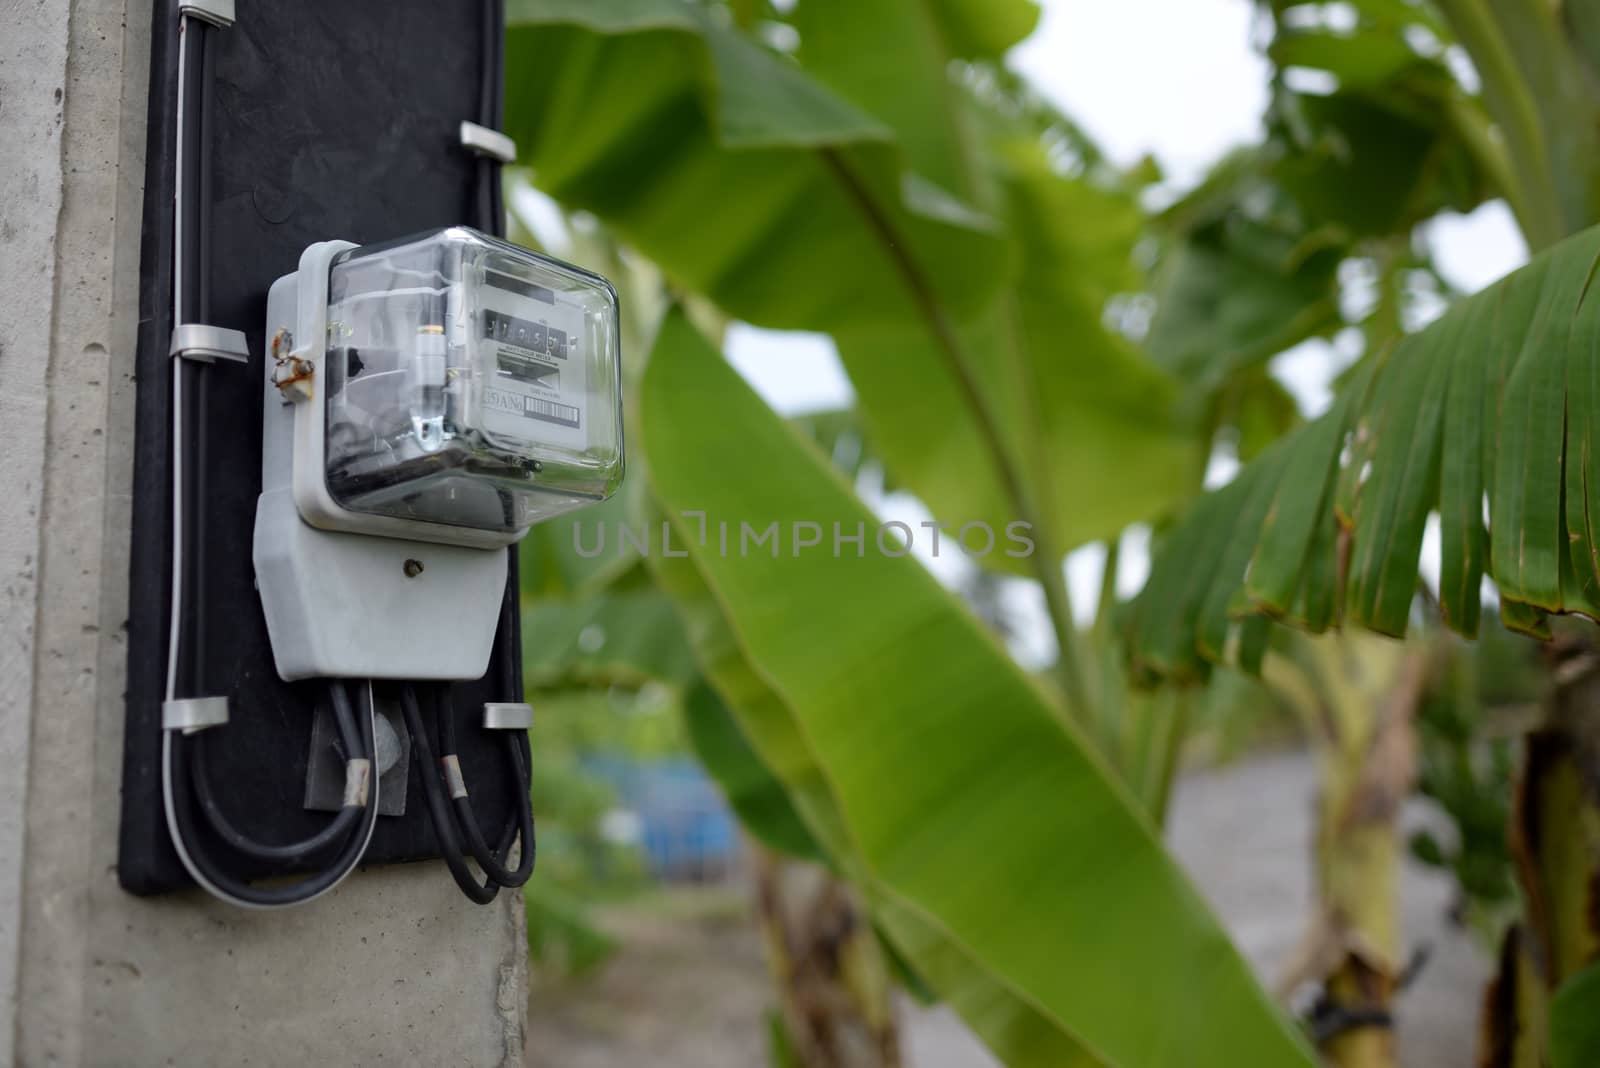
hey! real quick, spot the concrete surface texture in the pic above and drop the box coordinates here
[0,1,526,1064]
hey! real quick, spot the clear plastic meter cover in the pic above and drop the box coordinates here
[323,228,623,535]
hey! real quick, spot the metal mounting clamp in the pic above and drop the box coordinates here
[483,702,534,730]
[170,323,250,364]
[162,696,230,732]
[179,0,235,28]
[460,121,517,165]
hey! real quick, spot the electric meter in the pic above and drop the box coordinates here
[253,229,624,681]
[290,227,621,545]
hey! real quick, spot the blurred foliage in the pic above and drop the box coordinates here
[681,680,821,862]
[789,408,899,496]
[643,310,1310,1067]
[1551,961,1600,1068]
[1410,622,1544,942]
[524,880,620,980]
[1124,1,1600,1065]
[498,0,1600,1061]
[519,686,675,979]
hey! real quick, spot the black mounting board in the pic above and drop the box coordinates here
[120,0,523,894]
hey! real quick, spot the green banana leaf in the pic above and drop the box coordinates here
[834,138,1193,557]
[520,477,646,598]
[522,585,699,689]
[683,645,1102,1068]
[645,490,1104,1068]
[505,0,1192,557]
[681,678,823,861]
[505,0,1006,333]
[783,1,1196,554]
[790,408,902,494]
[640,309,1315,1068]
[789,0,1039,200]
[1147,3,1493,397]
[1126,225,1600,681]
[1430,0,1598,248]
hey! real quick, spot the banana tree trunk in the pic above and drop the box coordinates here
[1272,637,1432,1068]
[752,845,902,1068]
[1480,635,1600,1067]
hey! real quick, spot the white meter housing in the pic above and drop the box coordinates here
[253,229,623,681]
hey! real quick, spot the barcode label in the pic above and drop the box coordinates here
[523,395,580,429]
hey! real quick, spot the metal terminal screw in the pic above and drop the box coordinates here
[402,559,424,578]
[269,330,313,401]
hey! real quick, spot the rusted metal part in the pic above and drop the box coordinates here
[272,356,314,399]
[269,326,314,400]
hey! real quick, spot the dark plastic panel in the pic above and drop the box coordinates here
[120,0,522,893]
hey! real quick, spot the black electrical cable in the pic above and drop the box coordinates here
[489,0,506,232]
[497,572,521,707]
[168,681,380,907]
[481,0,536,886]
[412,0,538,906]
[475,0,504,233]
[436,685,535,887]
[401,684,504,904]
[481,0,524,751]
[187,684,366,865]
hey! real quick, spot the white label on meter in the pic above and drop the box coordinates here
[477,283,589,453]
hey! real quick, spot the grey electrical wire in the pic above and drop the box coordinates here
[159,11,377,908]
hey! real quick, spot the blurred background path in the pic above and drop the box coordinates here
[526,748,1489,1067]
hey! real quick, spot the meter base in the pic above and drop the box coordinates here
[253,487,507,681]
[119,0,525,896]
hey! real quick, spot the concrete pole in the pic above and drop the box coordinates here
[0,2,527,1063]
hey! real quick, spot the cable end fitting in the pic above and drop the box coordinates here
[343,758,372,808]
[441,754,468,800]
